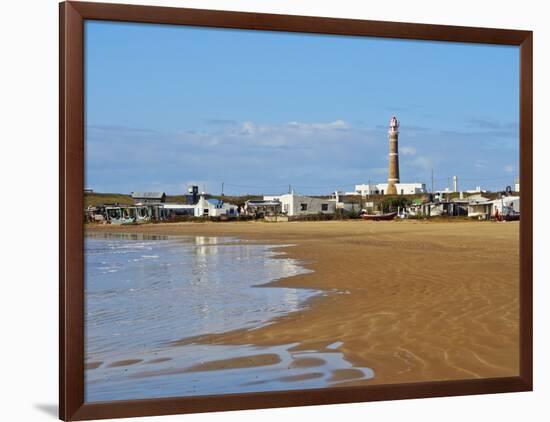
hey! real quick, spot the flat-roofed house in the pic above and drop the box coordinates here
[263,193,335,216]
[354,182,426,196]
[467,195,492,219]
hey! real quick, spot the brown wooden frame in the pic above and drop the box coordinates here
[59,1,533,420]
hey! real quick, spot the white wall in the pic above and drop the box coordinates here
[354,183,378,195]
[265,194,335,216]
[492,197,521,214]
[195,196,239,217]
[356,183,426,195]
[378,183,426,195]
[2,1,548,422]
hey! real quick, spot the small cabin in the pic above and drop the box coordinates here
[245,199,282,217]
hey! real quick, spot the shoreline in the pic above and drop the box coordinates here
[86,220,520,386]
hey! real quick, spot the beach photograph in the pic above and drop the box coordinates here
[83,20,520,402]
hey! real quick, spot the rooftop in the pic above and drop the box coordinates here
[131,192,166,199]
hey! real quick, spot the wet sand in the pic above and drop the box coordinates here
[186,354,282,372]
[107,359,143,368]
[86,220,519,386]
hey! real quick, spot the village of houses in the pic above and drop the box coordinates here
[85,179,520,225]
[85,116,520,225]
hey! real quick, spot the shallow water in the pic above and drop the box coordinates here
[84,233,373,402]
[86,342,374,401]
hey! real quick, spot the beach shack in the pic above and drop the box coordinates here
[244,199,282,217]
[329,191,361,214]
[104,206,135,224]
[162,203,196,219]
[85,205,104,222]
[467,195,493,219]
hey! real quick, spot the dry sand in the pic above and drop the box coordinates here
[87,220,519,385]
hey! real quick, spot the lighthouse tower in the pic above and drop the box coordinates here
[387,116,400,195]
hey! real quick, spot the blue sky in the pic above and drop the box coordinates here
[85,20,519,195]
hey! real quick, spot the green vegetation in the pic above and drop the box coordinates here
[165,194,262,207]
[378,195,411,213]
[85,192,133,207]
[289,209,361,222]
[85,192,261,208]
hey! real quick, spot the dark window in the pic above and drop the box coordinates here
[300,203,308,211]
[321,203,328,211]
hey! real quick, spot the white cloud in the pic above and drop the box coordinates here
[85,118,519,194]
[410,156,433,171]
[400,146,417,155]
[365,167,388,176]
[218,119,357,148]
[85,119,379,194]
[239,121,257,136]
[285,119,350,132]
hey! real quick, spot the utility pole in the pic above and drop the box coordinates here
[221,182,224,196]
[367,178,371,202]
[431,169,434,194]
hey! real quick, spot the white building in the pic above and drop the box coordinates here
[263,193,335,216]
[194,195,239,217]
[466,186,487,194]
[466,195,491,219]
[467,195,520,219]
[491,196,520,215]
[330,191,361,213]
[354,182,426,196]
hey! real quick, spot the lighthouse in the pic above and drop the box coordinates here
[387,115,400,195]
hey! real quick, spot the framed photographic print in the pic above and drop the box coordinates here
[59,1,533,420]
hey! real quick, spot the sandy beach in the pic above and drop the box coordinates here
[86,220,519,386]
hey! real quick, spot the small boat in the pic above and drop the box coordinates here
[360,211,398,221]
[501,213,520,222]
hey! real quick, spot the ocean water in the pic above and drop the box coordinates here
[84,234,373,402]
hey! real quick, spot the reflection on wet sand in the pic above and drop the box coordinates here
[85,234,352,402]
[86,342,374,402]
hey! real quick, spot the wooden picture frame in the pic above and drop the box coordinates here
[59,1,533,420]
